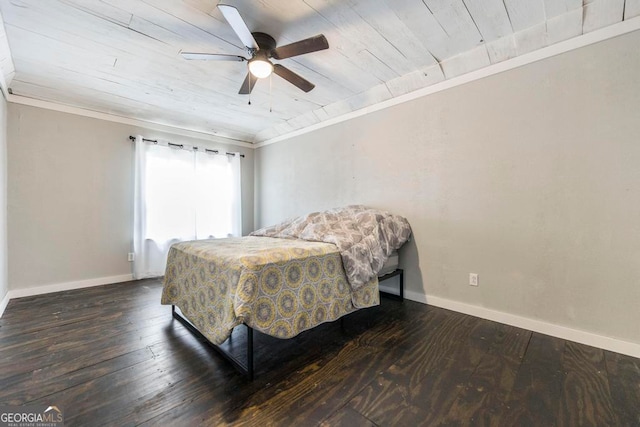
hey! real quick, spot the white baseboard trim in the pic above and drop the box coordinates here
[404,290,640,359]
[6,274,134,301]
[0,291,9,318]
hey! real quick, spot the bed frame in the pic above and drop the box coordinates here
[171,268,404,380]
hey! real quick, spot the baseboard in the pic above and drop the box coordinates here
[404,290,640,359]
[6,274,134,301]
[0,291,9,318]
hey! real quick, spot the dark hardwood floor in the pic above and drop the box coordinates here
[0,279,638,426]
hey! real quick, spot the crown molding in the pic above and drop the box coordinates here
[0,10,15,100]
[255,17,640,148]
[7,94,255,149]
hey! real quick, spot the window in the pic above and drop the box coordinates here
[133,136,241,278]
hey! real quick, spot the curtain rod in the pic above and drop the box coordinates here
[128,135,245,158]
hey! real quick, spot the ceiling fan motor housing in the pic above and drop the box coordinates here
[251,32,277,55]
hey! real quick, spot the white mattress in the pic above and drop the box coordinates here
[378,251,399,276]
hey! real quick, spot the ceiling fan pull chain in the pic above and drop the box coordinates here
[248,73,252,105]
[269,73,273,113]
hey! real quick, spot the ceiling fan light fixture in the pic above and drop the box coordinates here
[248,58,273,78]
[186,5,327,94]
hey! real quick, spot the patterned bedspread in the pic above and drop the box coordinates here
[161,236,379,345]
[251,205,412,290]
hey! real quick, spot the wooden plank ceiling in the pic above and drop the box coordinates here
[0,0,636,143]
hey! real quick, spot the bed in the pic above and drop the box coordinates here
[161,205,412,378]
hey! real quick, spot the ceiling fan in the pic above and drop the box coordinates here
[181,4,329,95]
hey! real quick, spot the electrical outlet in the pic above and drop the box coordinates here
[128,252,135,262]
[469,273,479,287]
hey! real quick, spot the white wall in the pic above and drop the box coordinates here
[256,30,640,346]
[0,92,7,307]
[7,103,254,291]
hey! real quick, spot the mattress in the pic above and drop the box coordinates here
[378,251,399,277]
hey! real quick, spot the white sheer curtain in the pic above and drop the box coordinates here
[133,136,242,278]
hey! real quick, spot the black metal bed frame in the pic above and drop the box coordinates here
[171,268,404,380]
[172,305,254,379]
[377,268,404,301]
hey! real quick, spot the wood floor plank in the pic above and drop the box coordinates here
[391,318,502,426]
[557,342,617,427]
[0,311,186,386]
[0,282,162,337]
[28,332,230,425]
[1,279,638,426]
[3,346,155,405]
[319,406,377,427]
[501,333,566,426]
[442,324,532,426]
[237,328,407,425]
[0,279,157,317]
[115,319,355,426]
[343,312,471,425]
[0,306,169,361]
[368,310,478,388]
[116,322,259,426]
[346,315,498,426]
[142,304,440,426]
[604,350,640,426]
[0,324,193,404]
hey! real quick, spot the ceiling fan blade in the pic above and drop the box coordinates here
[271,35,329,60]
[239,72,258,95]
[180,52,246,61]
[218,4,259,50]
[273,64,315,92]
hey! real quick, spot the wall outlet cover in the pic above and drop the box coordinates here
[469,273,479,286]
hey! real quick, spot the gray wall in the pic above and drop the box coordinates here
[255,30,640,345]
[0,93,6,302]
[7,104,254,290]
